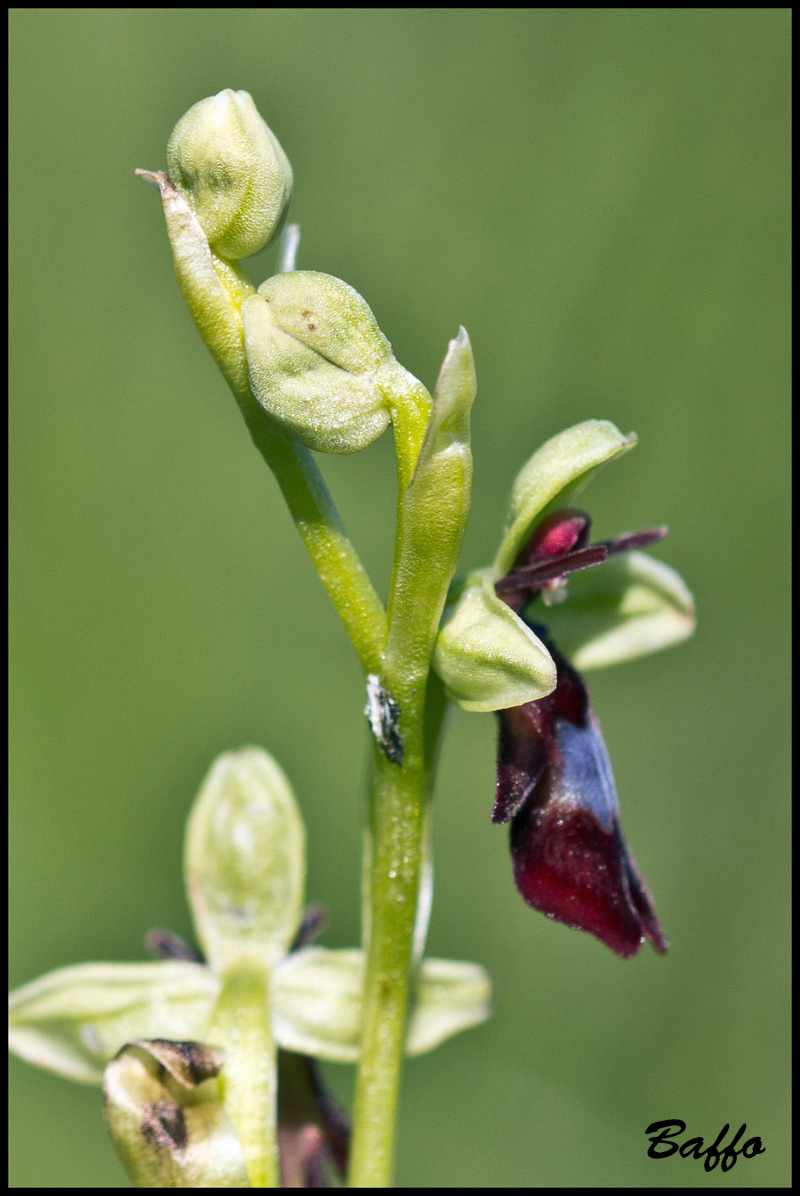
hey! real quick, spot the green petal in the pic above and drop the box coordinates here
[103,1040,251,1187]
[495,420,636,575]
[405,957,492,1056]
[272,947,491,1062]
[8,961,218,1084]
[184,748,306,972]
[539,550,696,669]
[272,948,364,1063]
[433,569,556,711]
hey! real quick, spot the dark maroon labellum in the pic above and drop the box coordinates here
[494,510,669,958]
[277,1052,349,1187]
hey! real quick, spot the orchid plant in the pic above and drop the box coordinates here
[8,90,695,1187]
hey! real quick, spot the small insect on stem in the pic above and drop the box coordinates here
[364,674,404,765]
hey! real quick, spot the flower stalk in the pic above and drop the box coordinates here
[350,329,476,1185]
[9,87,693,1190]
[137,98,477,1187]
[208,960,278,1187]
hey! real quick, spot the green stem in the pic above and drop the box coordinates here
[350,672,448,1183]
[148,170,471,1183]
[349,388,469,1185]
[349,741,427,1187]
[236,392,387,675]
[209,960,278,1188]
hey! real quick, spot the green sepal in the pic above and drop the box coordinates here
[402,957,492,1055]
[494,419,636,575]
[538,550,696,670]
[167,88,292,261]
[103,1039,251,1187]
[8,961,218,1085]
[271,947,491,1062]
[184,748,305,972]
[271,948,362,1063]
[135,170,253,395]
[433,568,556,711]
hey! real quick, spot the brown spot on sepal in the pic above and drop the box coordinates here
[141,1098,188,1156]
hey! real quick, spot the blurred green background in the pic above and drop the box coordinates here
[9,9,790,1188]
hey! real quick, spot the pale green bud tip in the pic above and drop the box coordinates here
[434,569,557,711]
[167,89,292,260]
[426,326,476,445]
[184,747,306,970]
[243,271,396,453]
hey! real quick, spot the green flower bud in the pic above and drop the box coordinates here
[495,419,636,576]
[243,271,424,453]
[184,748,305,971]
[433,568,557,712]
[167,89,292,260]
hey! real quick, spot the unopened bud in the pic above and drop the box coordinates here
[243,271,405,453]
[167,89,292,260]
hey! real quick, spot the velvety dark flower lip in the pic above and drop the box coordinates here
[494,510,670,959]
[277,1051,350,1188]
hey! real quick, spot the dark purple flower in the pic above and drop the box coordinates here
[277,1051,349,1188]
[494,510,670,959]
